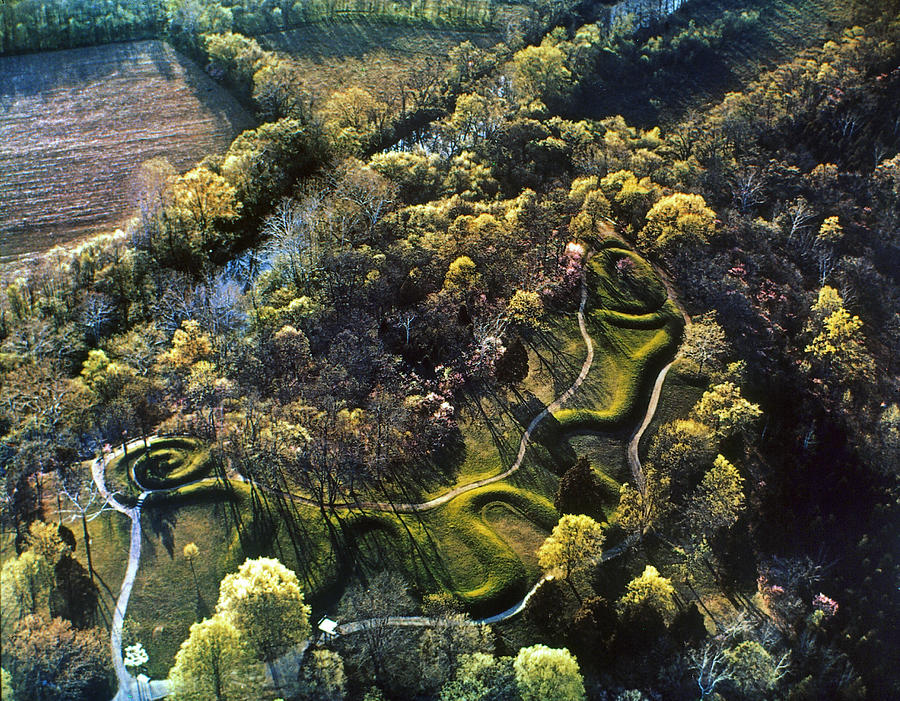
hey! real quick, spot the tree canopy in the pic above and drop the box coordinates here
[216,557,311,670]
[513,644,586,701]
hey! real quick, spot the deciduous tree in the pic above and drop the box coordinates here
[691,381,762,439]
[510,44,574,109]
[6,615,111,701]
[681,312,729,374]
[513,644,586,701]
[538,514,605,597]
[440,652,518,701]
[216,557,311,681]
[169,614,260,701]
[417,604,491,693]
[1,551,52,625]
[804,293,876,389]
[617,565,677,624]
[614,461,670,537]
[297,649,346,701]
[639,192,716,255]
[506,290,545,331]
[646,419,716,486]
[686,455,745,538]
[336,571,417,692]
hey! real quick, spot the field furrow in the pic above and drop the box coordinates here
[0,40,255,262]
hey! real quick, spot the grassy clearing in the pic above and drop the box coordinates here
[259,19,502,102]
[0,495,132,640]
[0,40,254,263]
[129,479,338,678]
[82,243,680,674]
[126,478,556,673]
[589,247,667,314]
[554,303,683,431]
[482,502,547,567]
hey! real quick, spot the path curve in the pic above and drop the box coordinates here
[91,443,173,701]
[91,444,155,700]
[623,228,692,494]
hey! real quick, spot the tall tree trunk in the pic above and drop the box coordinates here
[81,512,95,581]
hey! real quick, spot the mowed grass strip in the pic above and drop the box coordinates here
[0,39,255,262]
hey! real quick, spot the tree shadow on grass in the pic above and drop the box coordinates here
[194,591,211,622]
[527,326,587,392]
[145,506,177,559]
[460,388,517,466]
[331,512,452,607]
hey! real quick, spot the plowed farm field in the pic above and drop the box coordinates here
[0,40,254,263]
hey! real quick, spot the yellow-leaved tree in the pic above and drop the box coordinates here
[215,557,311,683]
[168,614,259,701]
[639,192,717,255]
[538,514,605,598]
[617,565,677,624]
[513,644,586,701]
[804,286,875,390]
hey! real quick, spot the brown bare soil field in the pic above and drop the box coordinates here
[0,40,255,263]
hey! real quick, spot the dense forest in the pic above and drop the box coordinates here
[1,0,898,699]
[0,0,550,54]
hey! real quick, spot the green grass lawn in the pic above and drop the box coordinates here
[76,242,685,676]
[258,19,503,102]
[554,303,682,431]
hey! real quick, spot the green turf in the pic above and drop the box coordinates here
[128,479,338,678]
[131,438,212,490]
[77,242,683,675]
[554,302,683,431]
[588,248,668,314]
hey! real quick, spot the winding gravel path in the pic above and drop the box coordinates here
[91,445,154,700]
[627,361,673,491]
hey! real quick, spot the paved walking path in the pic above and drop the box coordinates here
[91,444,168,700]
[627,361,673,491]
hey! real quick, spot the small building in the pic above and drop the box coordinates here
[317,616,339,643]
